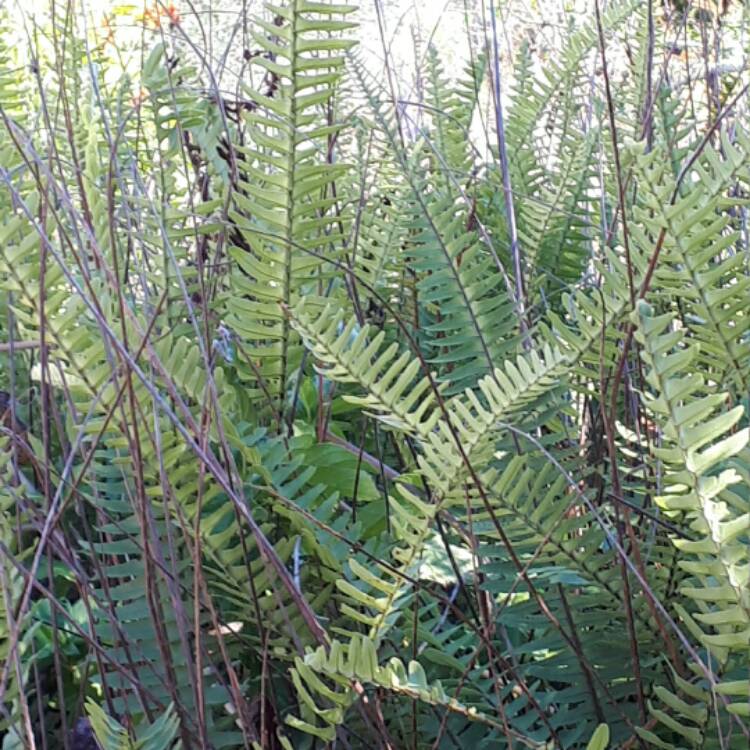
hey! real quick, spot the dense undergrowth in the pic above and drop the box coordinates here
[0,1,749,748]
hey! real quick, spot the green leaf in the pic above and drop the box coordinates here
[585,724,610,750]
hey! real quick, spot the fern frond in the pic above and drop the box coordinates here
[629,131,750,397]
[287,634,517,744]
[349,52,519,392]
[634,301,750,747]
[86,699,180,750]
[227,1,357,417]
[290,301,442,435]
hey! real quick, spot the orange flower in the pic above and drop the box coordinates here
[99,13,119,49]
[164,3,181,26]
[139,2,181,29]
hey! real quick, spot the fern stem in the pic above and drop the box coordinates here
[488,4,528,344]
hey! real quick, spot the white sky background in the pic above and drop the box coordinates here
[4,0,587,92]
[8,0,745,151]
[0,0,628,187]
[6,0,746,89]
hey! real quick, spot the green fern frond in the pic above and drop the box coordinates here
[349,52,519,392]
[629,131,750,397]
[226,1,357,417]
[290,301,442,434]
[634,301,750,747]
[86,699,181,750]
[288,634,516,743]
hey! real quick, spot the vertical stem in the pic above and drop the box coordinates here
[595,0,635,306]
[488,4,527,343]
[644,0,655,151]
[375,0,405,147]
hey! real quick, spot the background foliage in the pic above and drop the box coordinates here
[0,1,749,748]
